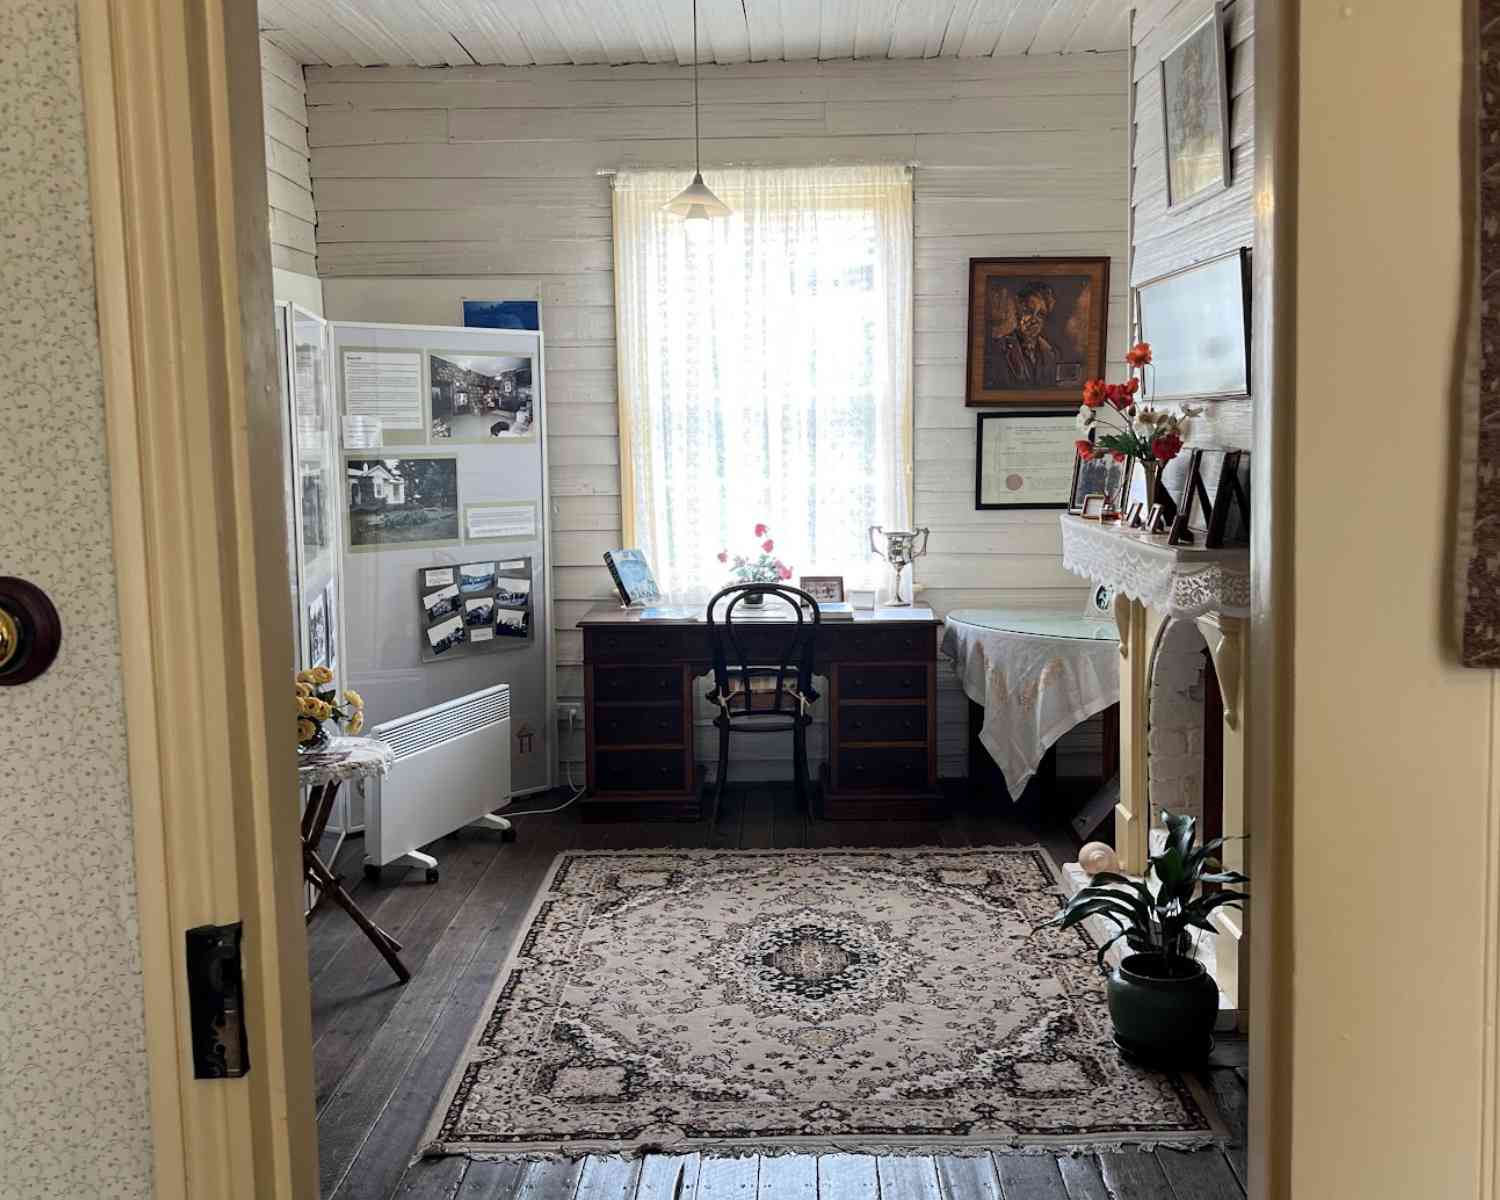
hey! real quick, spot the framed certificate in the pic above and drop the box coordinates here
[974,409,1080,510]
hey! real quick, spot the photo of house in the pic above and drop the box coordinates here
[346,456,459,549]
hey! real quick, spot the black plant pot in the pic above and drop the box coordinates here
[1106,952,1219,1068]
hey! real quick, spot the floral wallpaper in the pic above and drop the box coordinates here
[0,1,153,1195]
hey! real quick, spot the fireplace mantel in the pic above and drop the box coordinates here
[1059,515,1250,620]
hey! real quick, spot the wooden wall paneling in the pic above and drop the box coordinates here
[1129,0,1256,452]
[309,52,1131,783]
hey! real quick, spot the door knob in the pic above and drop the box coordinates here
[0,577,62,685]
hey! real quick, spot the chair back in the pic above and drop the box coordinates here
[706,583,821,719]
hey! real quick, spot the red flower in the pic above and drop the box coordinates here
[1126,342,1153,368]
[1082,379,1106,409]
[717,550,728,563]
[1111,451,1126,463]
[1151,432,1183,462]
[1075,439,1094,457]
[1124,376,1140,396]
[761,539,775,553]
[777,564,792,580]
[754,523,768,537]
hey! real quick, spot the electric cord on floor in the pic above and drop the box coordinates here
[498,709,586,818]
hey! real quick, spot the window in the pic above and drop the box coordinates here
[612,164,914,599]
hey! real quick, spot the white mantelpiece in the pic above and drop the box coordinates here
[1060,514,1251,1027]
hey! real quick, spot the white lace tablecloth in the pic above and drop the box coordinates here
[942,610,1120,802]
[296,735,394,788]
[1059,515,1250,619]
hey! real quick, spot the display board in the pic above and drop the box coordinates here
[329,321,554,795]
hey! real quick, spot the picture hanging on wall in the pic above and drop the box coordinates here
[428,351,536,443]
[974,409,1079,509]
[323,578,338,673]
[1160,6,1231,213]
[1136,249,1250,400]
[462,300,541,332]
[307,589,328,669]
[346,455,460,552]
[965,257,1111,406]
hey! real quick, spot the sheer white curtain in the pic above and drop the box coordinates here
[612,164,913,601]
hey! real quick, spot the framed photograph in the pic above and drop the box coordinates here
[1070,446,1131,514]
[459,561,496,593]
[347,455,460,552]
[965,257,1111,406]
[426,614,466,657]
[1137,249,1250,400]
[1160,6,1231,213]
[307,590,328,669]
[1125,500,1145,528]
[1086,582,1116,616]
[1171,448,1251,547]
[974,409,1080,509]
[799,576,845,604]
[428,351,536,443]
[1145,503,1169,534]
[461,300,541,332]
[1080,493,1108,519]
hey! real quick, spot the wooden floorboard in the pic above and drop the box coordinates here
[1206,1065,1250,1190]
[313,785,1242,1200]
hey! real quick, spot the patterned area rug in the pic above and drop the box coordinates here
[422,847,1224,1158]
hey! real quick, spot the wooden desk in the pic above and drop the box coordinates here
[578,605,944,820]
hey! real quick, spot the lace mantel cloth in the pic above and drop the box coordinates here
[296,735,394,788]
[942,611,1120,803]
[1059,515,1250,619]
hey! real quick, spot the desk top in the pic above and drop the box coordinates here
[578,602,940,628]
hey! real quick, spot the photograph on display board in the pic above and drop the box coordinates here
[429,352,535,442]
[494,607,530,639]
[347,456,460,550]
[459,561,496,593]
[308,590,328,668]
[323,578,338,672]
[423,582,459,621]
[462,300,540,331]
[464,596,496,627]
[427,614,467,657]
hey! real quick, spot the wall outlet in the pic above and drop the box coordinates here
[556,703,580,727]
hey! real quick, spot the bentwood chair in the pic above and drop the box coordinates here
[705,583,822,825]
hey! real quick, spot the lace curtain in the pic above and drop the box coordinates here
[612,164,913,601]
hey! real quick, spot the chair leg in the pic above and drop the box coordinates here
[711,719,731,825]
[793,722,809,815]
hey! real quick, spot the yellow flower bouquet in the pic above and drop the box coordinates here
[293,668,365,749]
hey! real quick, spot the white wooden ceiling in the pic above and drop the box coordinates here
[257,1,1130,69]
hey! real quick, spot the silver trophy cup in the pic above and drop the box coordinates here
[868,526,930,607]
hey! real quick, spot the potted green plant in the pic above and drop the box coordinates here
[1040,809,1248,1067]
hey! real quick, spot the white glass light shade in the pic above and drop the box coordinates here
[663,171,731,220]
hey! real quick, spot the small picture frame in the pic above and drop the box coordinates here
[1070,445,1130,514]
[799,575,845,604]
[847,588,877,611]
[1125,500,1145,528]
[1169,448,1251,548]
[1080,493,1108,520]
[1146,503,1169,534]
[1086,582,1116,616]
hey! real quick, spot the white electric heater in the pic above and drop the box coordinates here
[363,683,514,882]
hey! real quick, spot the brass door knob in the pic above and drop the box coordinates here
[0,577,63,685]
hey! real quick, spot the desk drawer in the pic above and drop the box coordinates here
[838,664,928,700]
[835,747,929,792]
[594,749,687,793]
[823,625,933,662]
[594,707,685,748]
[586,627,699,662]
[837,704,928,744]
[592,665,682,703]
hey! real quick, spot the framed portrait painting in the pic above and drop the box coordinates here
[965,257,1110,406]
[1160,6,1231,213]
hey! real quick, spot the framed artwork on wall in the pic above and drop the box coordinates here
[1160,5,1232,213]
[965,257,1111,406]
[1136,249,1251,400]
[974,409,1080,509]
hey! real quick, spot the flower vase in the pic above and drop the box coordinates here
[744,591,765,607]
[299,727,330,753]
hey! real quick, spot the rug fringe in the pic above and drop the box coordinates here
[413,1132,1229,1166]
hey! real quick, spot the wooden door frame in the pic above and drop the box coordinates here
[78,2,317,1196]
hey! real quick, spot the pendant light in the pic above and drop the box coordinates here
[663,0,731,222]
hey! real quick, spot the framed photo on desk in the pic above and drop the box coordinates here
[974,409,1079,510]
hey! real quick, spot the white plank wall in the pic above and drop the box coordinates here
[261,36,319,278]
[1130,0,1255,450]
[307,54,1130,782]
